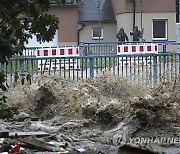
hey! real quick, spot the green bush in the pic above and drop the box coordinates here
[0,71,14,119]
[0,102,13,120]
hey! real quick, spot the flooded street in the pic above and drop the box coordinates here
[1,72,180,153]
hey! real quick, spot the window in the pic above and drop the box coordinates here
[153,19,168,40]
[92,27,103,39]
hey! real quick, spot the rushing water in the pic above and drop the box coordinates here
[4,72,180,153]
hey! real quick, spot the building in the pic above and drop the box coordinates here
[111,0,176,42]
[25,0,177,47]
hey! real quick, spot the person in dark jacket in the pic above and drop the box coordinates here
[116,28,129,42]
[130,26,141,41]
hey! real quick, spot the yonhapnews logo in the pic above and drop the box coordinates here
[112,133,126,147]
[112,133,180,146]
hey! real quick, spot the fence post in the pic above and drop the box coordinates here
[89,57,94,79]
[153,55,158,86]
[20,59,24,76]
[163,43,166,53]
[83,44,88,56]
[1,63,4,72]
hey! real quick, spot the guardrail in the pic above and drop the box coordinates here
[82,41,180,55]
[21,41,180,57]
[1,52,179,87]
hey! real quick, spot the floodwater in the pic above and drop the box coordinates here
[3,71,180,153]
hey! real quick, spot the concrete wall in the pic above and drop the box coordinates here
[79,22,117,43]
[49,5,78,46]
[116,12,176,42]
[111,0,175,14]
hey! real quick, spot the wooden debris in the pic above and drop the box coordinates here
[0,132,9,138]
[0,131,48,138]
[20,137,56,151]
[120,143,158,154]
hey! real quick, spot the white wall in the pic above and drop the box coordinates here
[25,31,59,48]
[79,22,117,43]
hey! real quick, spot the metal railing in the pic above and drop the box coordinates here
[82,40,180,55]
[1,52,179,87]
[21,40,180,58]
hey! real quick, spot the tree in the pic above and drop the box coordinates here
[0,0,80,119]
[0,0,61,63]
[0,0,82,62]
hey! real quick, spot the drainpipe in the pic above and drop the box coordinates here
[176,0,179,23]
[130,0,136,30]
[78,23,85,46]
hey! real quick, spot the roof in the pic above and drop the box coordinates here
[78,0,116,23]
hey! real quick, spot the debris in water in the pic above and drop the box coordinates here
[2,73,180,153]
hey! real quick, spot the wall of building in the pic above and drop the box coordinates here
[79,22,117,43]
[111,0,175,14]
[49,5,78,46]
[116,12,176,42]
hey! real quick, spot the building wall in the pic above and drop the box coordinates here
[79,23,117,43]
[116,12,176,42]
[116,11,176,52]
[111,0,175,14]
[49,5,78,46]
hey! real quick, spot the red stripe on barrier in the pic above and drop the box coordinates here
[140,62,144,65]
[37,50,40,56]
[132,46,136,52]
[60,49,64,55]
[52,49,56,55]
[147,45,151,51]
[52,67,57,70]
[140,46,144,52]
[155,45,157,51]
[44,67,48,70]
[68,49,73,55]
[44,50,48,56]
[124,46,128,52]
[76,49,79,54]
[118,47,120,53]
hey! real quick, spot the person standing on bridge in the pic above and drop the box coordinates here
[130,26,141,41]
[116,28,129,43]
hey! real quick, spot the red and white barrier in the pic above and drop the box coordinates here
[117,43,158,66]
[117,43,158,55]
[36,46,80,71]
[36,47,79,57]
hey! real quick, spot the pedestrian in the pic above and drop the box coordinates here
[130,26,141,41]
[116,28,129,43]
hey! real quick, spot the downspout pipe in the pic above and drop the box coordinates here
[78,23,85,46]
[176,0,179,23]
[130,0,136,30]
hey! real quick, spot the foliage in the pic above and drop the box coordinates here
[0,0,60,63]
[0,71,13,119]
[0,101,14,120]
[0,0,81,119]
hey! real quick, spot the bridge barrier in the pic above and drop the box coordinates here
[117,43,158,66]
[36,47,80,71]
[2,41,180,87]
[117,43,158,55]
